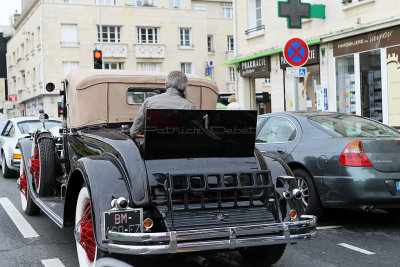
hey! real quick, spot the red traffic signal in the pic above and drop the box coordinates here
[94,50,102,59]
[93,49,103,69]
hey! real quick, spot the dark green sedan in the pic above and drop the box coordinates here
[256,112,400,218]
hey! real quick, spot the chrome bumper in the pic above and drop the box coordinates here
[11,158,21,168]
[107,215,317,255]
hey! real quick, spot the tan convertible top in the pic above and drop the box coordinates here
[65,69,219,129]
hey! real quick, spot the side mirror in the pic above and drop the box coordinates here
[46,82,55,92]
[28,129,35,137]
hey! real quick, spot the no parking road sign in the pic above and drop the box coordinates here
[284,38,309,67]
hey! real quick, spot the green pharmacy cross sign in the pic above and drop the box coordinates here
[278,0,325,29]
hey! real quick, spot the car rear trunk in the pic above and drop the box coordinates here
[141,109,279,231]
[362,139,400,172]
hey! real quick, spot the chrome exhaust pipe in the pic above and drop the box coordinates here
[187,255,209,267]
[360,205,376,212]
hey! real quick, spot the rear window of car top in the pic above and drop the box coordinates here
[17,120,62,134]
[126,87,165,105]
[308,114,400,138]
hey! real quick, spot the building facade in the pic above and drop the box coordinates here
[6,0,234,118]
[228,0,400,127]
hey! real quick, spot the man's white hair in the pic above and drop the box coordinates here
[166,71,188,92]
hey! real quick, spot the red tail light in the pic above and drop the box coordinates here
[339,141,372,167]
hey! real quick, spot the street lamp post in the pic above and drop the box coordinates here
[98,1,104,69]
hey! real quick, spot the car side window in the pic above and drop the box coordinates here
[2,122,12,137]
[256,117,296,143]
[8,126,15,137]
[126,87,165,105]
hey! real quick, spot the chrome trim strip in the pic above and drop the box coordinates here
[107,231,170,242]
[107,215,317,255]
[35,198,63,227]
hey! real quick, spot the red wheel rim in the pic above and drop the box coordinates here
[78,200,96,263]
[30,147,40,187]
[19,171,27,198]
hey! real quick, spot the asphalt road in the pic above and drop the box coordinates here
[0,172,399,267]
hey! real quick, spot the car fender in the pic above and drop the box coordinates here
[65,154,131,251]
[18,137,34,169]
[1,137,16,163]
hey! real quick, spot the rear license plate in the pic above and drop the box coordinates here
[396,181,400,191]
[104,209,142,238]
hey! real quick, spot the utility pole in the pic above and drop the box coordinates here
[98,1,104,69]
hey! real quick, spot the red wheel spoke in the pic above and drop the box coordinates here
[19,172,27,198]
[78,201,96,263]
[30,148,40,187]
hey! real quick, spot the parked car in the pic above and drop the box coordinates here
[0,116,62,178]
[256,112,400,218]
[17,69,316,267]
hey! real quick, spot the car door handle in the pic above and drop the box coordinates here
[277,148,286,154]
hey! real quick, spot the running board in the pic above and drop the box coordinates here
[34,197,64,228]
[19,138,65,228]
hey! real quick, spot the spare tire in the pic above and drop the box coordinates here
[31,132,56,196]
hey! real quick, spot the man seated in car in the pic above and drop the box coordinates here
[130,70,196,138]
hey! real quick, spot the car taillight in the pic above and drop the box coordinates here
[339,141,372,167]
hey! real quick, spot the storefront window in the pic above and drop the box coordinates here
[335,55,355,114]
[360,49,382,122]
[284,64,320,111]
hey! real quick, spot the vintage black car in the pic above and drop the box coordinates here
[17,69,316,267]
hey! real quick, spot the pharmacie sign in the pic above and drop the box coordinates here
[333,26,400,57]
[240,56,271,78]
[280,45,319,69]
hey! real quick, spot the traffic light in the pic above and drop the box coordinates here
[93,49,103,69]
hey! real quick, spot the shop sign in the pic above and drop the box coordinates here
[240,56,271,78]
[280,45,319,69]
[333,26,400,57]
[278,0,325,29]
[8,94,17,101]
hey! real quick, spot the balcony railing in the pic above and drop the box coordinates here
[95,43,128,58]
[60,41,80,47]
[135,43,165,58]
[245,25,265,35]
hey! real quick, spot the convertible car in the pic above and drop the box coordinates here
[17,69,316,267]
